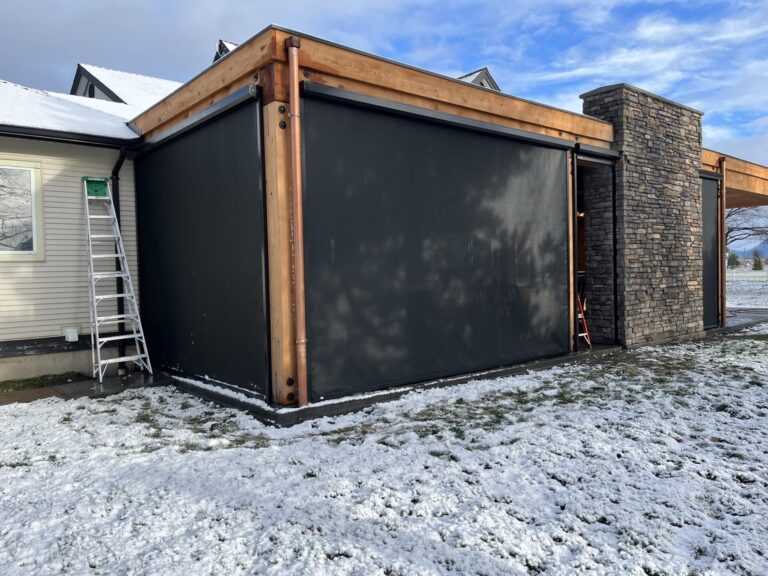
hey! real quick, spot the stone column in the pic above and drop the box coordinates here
[581,84,704,346]
[581,164,616,344]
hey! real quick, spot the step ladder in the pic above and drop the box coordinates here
[577,292,592,349]
[83,177,152,382]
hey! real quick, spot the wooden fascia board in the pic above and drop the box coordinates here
[131,28,278,136]
[702,148,768,205]
[133,26,614,147]
[272,29,613,146]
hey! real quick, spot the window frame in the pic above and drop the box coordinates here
[0,159,44,262]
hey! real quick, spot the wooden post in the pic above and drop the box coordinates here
[263,100,297,405]
[719,156,728,327]
[568,151,575,351]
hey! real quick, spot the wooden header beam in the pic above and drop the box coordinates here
[132,26,614,148]
[703,148,768,208]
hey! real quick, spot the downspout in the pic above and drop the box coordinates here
[719,156,727,327]
[571,147,579,352]
[111,148,128,373]
[287,36,309,406]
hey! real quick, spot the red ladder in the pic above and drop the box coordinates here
[577,293,592,348]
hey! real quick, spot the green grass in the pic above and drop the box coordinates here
[0,372,88,393]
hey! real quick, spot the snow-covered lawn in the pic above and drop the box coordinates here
[727,278,768,309]
[2,330,768,575]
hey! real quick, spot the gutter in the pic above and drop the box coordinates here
[0,124,141,149]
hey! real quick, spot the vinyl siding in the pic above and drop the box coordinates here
[0,137,139,342]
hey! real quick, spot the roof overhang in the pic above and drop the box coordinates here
[131,25,615,149]
[0,123,141,149]
[702,149,768,208]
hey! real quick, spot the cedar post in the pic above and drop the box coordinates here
[263,100,298,404]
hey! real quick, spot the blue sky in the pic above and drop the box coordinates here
[1,0,767,163]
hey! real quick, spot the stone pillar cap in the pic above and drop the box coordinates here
[579,83,703,115]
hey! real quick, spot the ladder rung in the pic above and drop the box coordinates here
[99,334,143,343]
[89,215,115,220]
[100,354,147,366]
[91,234,117,239]
[91,271,129,279]
[95,293,134,301]
[87,196,112,200]
[91,253,125,259]
[97,314,139,324]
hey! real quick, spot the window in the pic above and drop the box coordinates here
[0,160,43,261]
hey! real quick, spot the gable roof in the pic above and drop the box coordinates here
[70,64,182,111]
[457,67,500,91]
[0,78,139,142]
[213,39,240,63]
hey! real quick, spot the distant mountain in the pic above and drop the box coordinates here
[733,239,768,258]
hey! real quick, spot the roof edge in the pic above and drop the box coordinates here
[0,123,141,149]
[133,24,614,130]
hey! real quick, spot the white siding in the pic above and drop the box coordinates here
[0,137,139,342]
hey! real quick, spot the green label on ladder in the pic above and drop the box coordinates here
[83,177,109,197]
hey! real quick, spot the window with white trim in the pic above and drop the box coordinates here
[0,161,43,261]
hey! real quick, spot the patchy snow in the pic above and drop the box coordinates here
[0,79,138,139]
[2,329,768,574]
[80,64,181,112]
[727,278,768,308]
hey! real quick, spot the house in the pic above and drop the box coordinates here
[1,26,768,413]
[458,67,500,91]
[0,68,178,379]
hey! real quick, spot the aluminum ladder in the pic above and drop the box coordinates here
[83,177,152,382]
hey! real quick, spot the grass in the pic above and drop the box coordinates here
[0,372,87,393]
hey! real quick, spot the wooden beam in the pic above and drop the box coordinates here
[272,29,614,148]
[263,101,297,405]
[704,148,768,207]
[132,26,614,148]
[303,70,612,148]
[132,28,277,136]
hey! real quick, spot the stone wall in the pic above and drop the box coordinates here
[581,84,704,346]
[581,164,616,344]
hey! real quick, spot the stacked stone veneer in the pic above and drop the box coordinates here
[581,84,704,346]
[582,165,616,345]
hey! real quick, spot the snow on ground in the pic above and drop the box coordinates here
[727,278,768,309]
[2,329,768,575]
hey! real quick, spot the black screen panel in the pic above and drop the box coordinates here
[702,178,719,329]
[302,96,570,401]
[135,101,270,396]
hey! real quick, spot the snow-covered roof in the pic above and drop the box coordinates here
[79,64,181,110]
[0,79,139,140]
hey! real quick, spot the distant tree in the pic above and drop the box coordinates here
[727,207,768,246]
[753,250,764,271]
[727,252,740,269]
